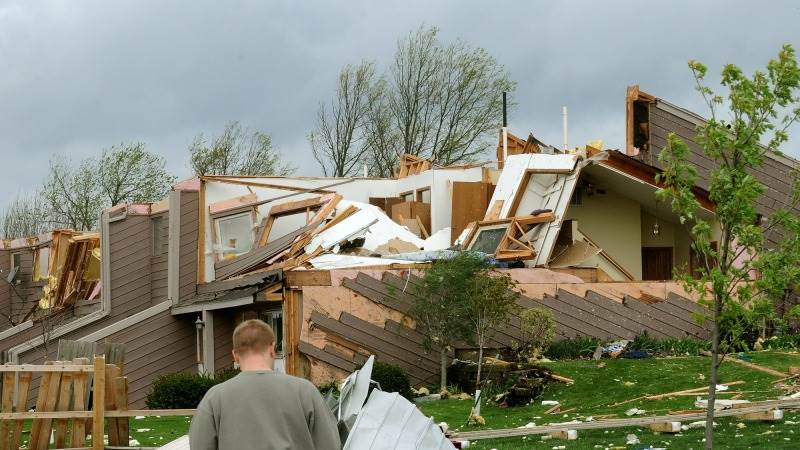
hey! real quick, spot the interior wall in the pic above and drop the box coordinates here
[565,190,643,279]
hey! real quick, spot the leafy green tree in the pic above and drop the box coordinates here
[98,142,175,206]
[42,155,104,230]
[190,121,293,176]
[656,45,800,448]
[464,263,519,390]
[41,143,175,231]
[412,252,482,389]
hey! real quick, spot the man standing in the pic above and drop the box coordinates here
[190,319,341,450]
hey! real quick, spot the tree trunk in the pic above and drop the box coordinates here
[476,343,484,389]
[440,349,447,390]
[705,293,723,449]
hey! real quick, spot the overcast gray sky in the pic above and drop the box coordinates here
[1,1,798,208]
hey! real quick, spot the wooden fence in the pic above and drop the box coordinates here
[0,357,194,450]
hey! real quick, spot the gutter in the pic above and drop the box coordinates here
[5,209,113,363]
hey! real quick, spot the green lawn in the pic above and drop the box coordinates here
[129,351,800,449]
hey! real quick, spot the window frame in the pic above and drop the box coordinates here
[212,209,257,262]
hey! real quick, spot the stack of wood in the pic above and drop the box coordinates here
[396,154,431,178]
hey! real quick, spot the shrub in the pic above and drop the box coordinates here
[369,361,413,400]
[517,308,556,360]
[146,372,215,409]
[214,367,241,383]
[628,332,709,356]
[544,336,600,360]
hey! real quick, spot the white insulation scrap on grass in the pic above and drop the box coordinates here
[306,201,425,254]
[343,390,456,450]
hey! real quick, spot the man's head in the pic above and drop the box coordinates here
[232,319,276,371]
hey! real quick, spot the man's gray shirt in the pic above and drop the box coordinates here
[189,371,341,450]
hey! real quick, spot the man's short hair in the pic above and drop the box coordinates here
[233,319,275,355]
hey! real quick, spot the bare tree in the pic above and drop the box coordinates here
[42,156,104,231]
[309,62,378,176]
[389,26,516,165]
[363,78,402,177]
[98,142,175,206]
[0,192,51,239]
[312,26,516,175]
[190,122,293,176]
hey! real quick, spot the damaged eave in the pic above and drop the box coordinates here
[171,269,283,315]
[599,150,715,212]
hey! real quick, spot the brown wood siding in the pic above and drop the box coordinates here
[180,191,199,301]
[643,101,799,227]
[106,310,197,408]
[0,249,12,329]
[301,273,712,384]
[213,309,235,371]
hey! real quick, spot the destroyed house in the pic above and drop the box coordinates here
[626,84,800,312]
[3,87,792,400]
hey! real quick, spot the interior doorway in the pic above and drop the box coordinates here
[642,247,673,280]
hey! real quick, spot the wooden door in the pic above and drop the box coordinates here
[642,247,673,280]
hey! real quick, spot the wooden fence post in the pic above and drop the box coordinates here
[92,356,105,450]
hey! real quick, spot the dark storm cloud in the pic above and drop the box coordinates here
[0,0,798,207]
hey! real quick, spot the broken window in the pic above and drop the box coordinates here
[214,211,254,260]
[399,191,414,202]
[258,308,283,354]
[33,246,50,281]
[468,226,507,254]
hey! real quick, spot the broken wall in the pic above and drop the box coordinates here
[564,189,642,279]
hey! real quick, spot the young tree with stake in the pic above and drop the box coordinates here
[656,45,800,449]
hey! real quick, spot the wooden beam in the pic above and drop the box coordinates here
[92,357,105,450]
[285,270,332,287]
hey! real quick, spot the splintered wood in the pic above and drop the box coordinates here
[23,231,101,323]
[0,356,129,450]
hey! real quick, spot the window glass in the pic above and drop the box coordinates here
[257,309,284,354]
[468,227,507,254]
[216,212,254,259]
[37,247,50,279]
[400,192,414,202]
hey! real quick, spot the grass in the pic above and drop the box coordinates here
[129,351,800,449]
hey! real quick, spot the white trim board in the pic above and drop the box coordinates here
[0,321,32,341]
[171,295,254,315]
[79,301,171,342]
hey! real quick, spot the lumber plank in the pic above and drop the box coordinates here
[71,363,88,448]
[36,362,63,450]
[450,399,800,441]
[28,363,53,450]
[1,372,14,449]
[54,372,73,448]
[9,372,31,450]
[114,377,129,446]
[92,357,105,450]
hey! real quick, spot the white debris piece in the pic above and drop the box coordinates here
[626,434,639,445]
[306,201,425,253]
[694,398,750,409]
[625,408,646,416]
[308,254,420,269]
[423,227,452,250]
[343,390,456,450]
[542,400,560,406]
